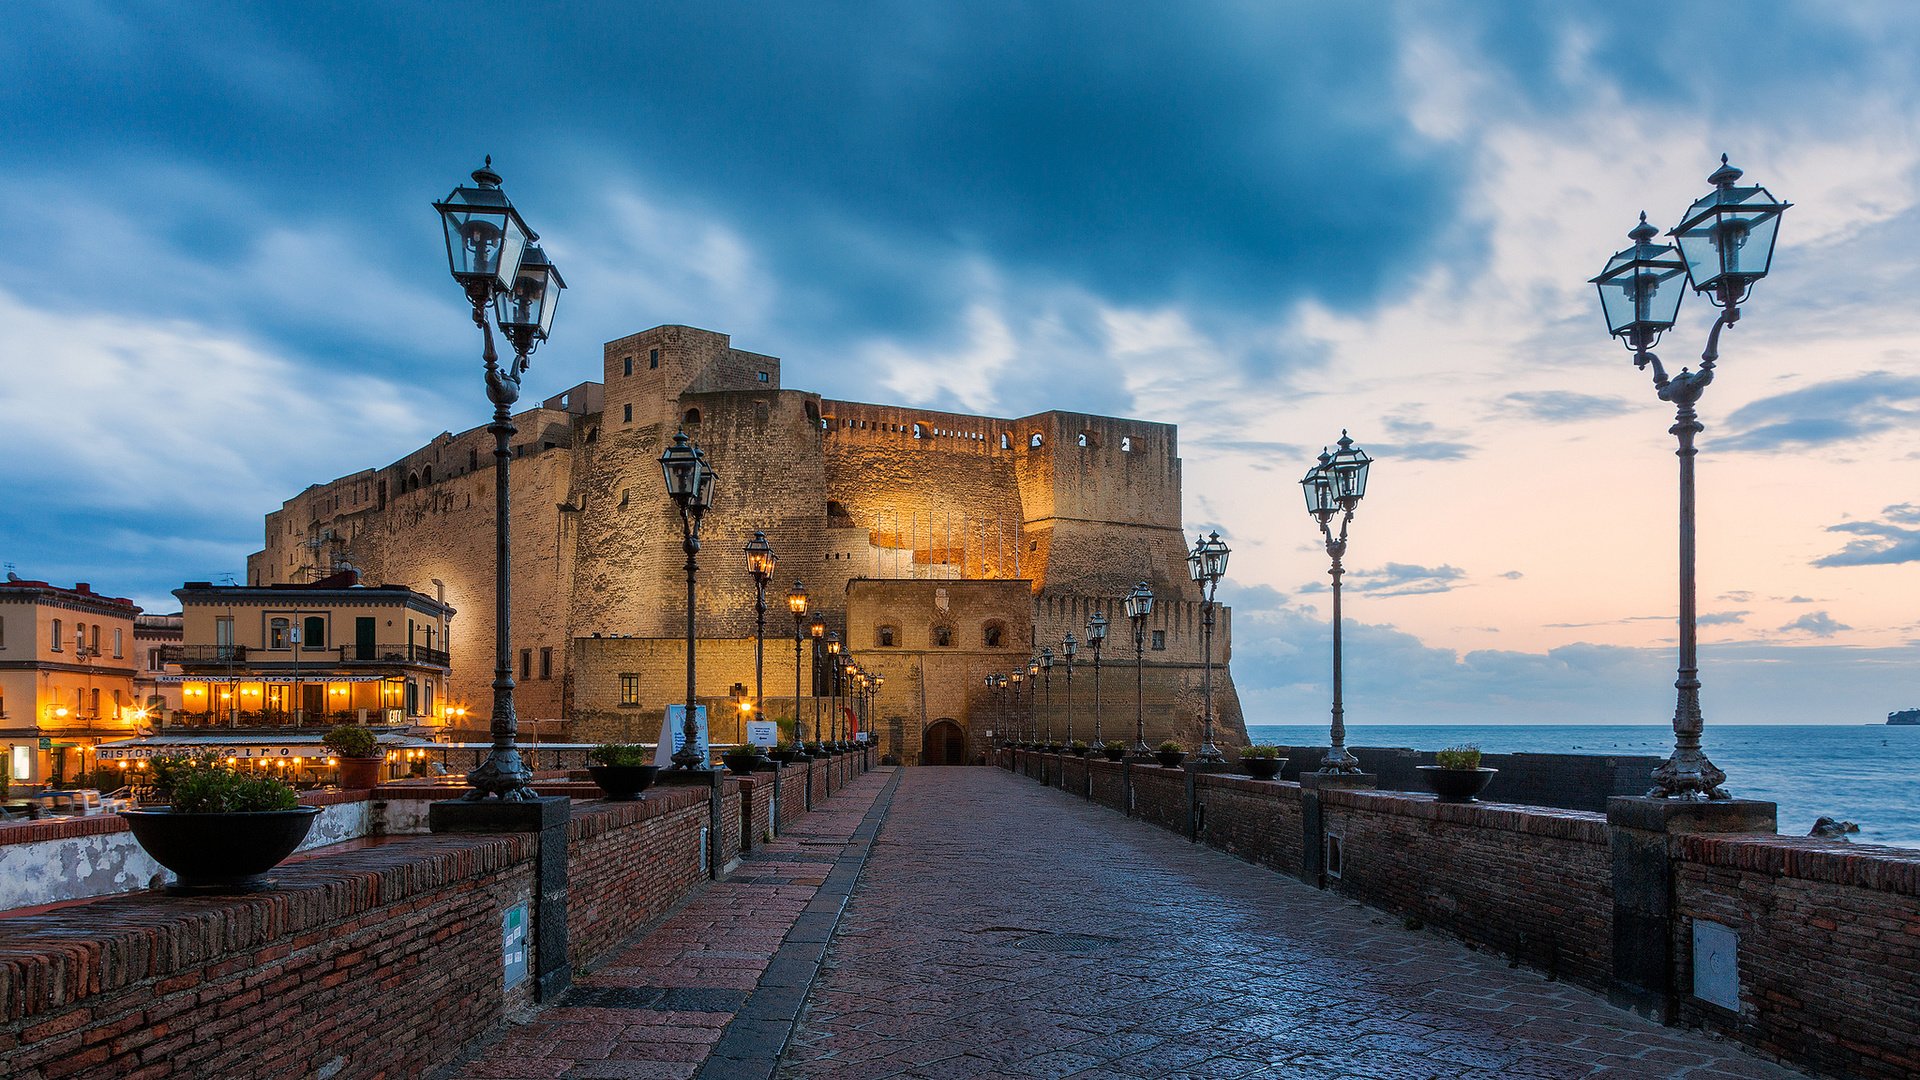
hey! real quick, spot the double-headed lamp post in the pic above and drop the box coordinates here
[1039,648,1055,746]
[1087,611,1107,749]
[1188,530,1231,768]
[1009,670,1025,742]
[997,674,1012,741]
[1302,433,1372,773]
[787,581,808,748]
[745,532,777,740]
[1123,582,1154,755]
[806,616,825,756]
[824,632,842,746]
[1062,632,1079,748]
[660,432,720,769]
[1591,156,1789,800]
[433,159,565,801]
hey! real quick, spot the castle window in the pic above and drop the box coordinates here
[684,408,702,426]
[1000,433,1010,450]
[757,371,769,383]
[1152,630,1166,650]
[876,625,898,648]
[624,404,633,423]
[586,426,598,443]
[623,357,633,376]
[805,401,820,424]
[650,348,660,368]
[912,423,923,439]
[982,622,1005,648]
[422,465,433,485]
[406,471,419,492]
[539,648,553,680]
[469,448,478,470]
[520,649,532,680]
[1121,436,1133,452]
[755,401,770,427]
[1029,433,1043,448]
[932,625,954,648]
[1077,433,1088,447]
[620,674,640,706]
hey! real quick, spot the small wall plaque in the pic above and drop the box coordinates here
[502,903,529,991]
[1691,919,1739,1012]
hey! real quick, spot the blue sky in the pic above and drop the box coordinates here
[4,2,1917,726]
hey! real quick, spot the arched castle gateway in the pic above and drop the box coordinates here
[248,325,1246,762]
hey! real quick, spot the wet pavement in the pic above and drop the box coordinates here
[775,767,1804,1080]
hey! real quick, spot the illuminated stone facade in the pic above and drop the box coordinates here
[249,325,1245,763]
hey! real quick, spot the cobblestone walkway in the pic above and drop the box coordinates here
[778,768,1805,1080]
[447,766,896,1080]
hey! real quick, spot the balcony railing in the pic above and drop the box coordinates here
[157,642,449,668]
[159,644,247,664]
[341,642,450,667]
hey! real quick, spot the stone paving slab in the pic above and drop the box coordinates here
[440,767,899,1080]
[776,768,1810,1080]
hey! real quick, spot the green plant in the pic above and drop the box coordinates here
[588,743,652,767]
[1069,740,1089,751]
[1157,740,1185,754]
[725,743,764,759]
[1103,741,1127,754]
[1434,745,1482,771]
[323,725,379,759]
[168,762,300,814]
[1239,745,1282,759]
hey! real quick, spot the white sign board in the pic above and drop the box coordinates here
[654,705,710,767]
[855,731,870,743]
[1691,919,1740,1011]
[502,903,529,990]
[745,720,779,748]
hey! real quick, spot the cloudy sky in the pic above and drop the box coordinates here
[4,2,1916,726]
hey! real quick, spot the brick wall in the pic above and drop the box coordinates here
[566,784,713,966]
[1194,773,1304,877]
[1673,835,1920,1079]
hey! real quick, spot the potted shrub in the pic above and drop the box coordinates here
[804,741,826,758]
[1068,740,1090,757]
[587,743,659,800]
[769,742,800,765]
[1417,746,1498,803]
[1046,740,1064,754]
[120,758,319,893]
[1102,740,1127,761]
[723,743,765,775]
[1237,745,1287,780]
[324,725,385,790]
[1155,740,1188,769]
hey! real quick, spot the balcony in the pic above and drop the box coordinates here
[341,642,450,667]
[159,644,248,664]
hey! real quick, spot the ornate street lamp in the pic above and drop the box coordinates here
[787,580,808,751]
[1086,611,1108,751]
[1039,647,1055,748]
[1188,530,1231,768]
[997,674,1012,743]
[869,673,883,749]
[1062,632,1079,749]
[1302,433,1371,773]
[1010,669,1026,743]
[744,532,777,740]
[805,616,825,757]
[661,430,719,769]
[433,159,564,801]
[1591,156,1788,799]
[824,631,842,748]
[1123,582,1154,755]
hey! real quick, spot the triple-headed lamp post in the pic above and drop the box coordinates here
[1187,531,1230,768]
[433,159,565,801]
[1591,156,1789,800]
[1302,433,1372,774]
[1123,582,1154,755]
[660,431,719,769]
[1086,611,1107,750]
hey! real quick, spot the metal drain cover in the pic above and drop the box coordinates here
[1012,932,1124,954]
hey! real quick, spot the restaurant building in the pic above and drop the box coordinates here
[0,578,144,786]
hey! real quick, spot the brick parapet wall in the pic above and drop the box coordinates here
[1128,765,1188,833]
[565,786,713,967]
[1193,773,1303,876]
[0,790,372,849]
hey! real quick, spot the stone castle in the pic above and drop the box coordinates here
[249,324,1245,763]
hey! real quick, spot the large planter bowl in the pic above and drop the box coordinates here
[769,748,798,765]
[588,764,660,800]
[1240,756,1286,780]
[122,806,321,894]
[337,756,385,790]
[1417,765,1498,803]
[1069,745,1090,757]
[1102,746,1127,762]
[1156,750,1188,769]
[724,754,762,776]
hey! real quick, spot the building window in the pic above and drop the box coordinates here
[50,619,62,651]
[148,648,164,672]
[623,356,633,376]
[1029,433,1043,448]
[1152,630,1166,650]
[303,616,326,649]
[539,647,553,680]
[757,370,769,383]
[113,628,123,658]
[684,408,701,426]
[0,615,6,649]
[876,625,897,648]
[469,448,478,470]
[520,649,532,680]
[912,423,924,439]
[982,622,1005,648]
[623,404,633,423]
[649,348,660,369]
[269,618,290,649]
[620,674,640,706]
[1000,433,1010,450]
[1121,436,1133,452]
[932,625,953,648]
[90,688,101,716]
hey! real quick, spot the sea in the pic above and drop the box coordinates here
[1244,723,1920,850]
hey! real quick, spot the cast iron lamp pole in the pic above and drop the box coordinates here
[1009,670,1025,743]
[1062,633,1078,748]
[1301,435,1371,773]
[997,675,1012,743]
[661,431,720,769]
[745,532,776,745]
[1123,582,1154,755]
[805,617,825,757]
[433,159,565,801]
[1187,531,1231,768]
[1591,156,1789,800]
[825,632,842,746]
[1040,647,1054,747]
[787,582,808,747]
[869,673,883,748]
[1087,611,1107,750]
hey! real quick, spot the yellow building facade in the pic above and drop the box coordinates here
[0,579,144,786]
